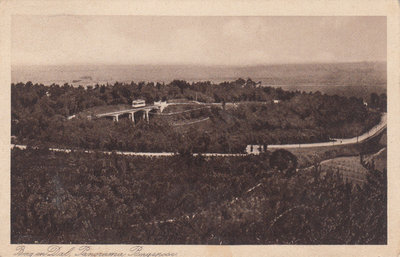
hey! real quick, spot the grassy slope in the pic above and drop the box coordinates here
[319,156,368,185]
[77,104,132,117]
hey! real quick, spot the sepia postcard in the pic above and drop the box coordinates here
[1,0,399,256]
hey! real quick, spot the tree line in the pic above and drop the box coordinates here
[11,80,386,153]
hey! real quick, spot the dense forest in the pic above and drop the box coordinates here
[11,79,386,153]
[11,148,386,244]
[11,78,387,244]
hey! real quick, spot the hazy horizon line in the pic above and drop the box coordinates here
[12,60,387,68]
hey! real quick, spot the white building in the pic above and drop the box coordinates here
[154,100,168,112]
[246,144,266,154]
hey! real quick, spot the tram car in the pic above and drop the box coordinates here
[132,99,146,108]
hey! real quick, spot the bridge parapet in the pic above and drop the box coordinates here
[95,105,160,123]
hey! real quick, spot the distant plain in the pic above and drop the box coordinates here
[12,62,386,99]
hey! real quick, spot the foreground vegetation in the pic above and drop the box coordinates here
[11,74,387,244]
[11,148,386,244]
[11,79,385,153]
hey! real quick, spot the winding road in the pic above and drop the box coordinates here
[268,112,386,149]
[11,113,386,157]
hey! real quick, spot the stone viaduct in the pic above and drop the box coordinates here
[95,105,160,123]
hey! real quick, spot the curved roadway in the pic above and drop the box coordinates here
[11,113,386,156]
[268,113,386,149]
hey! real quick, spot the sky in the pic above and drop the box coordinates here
[11,16,386,66]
